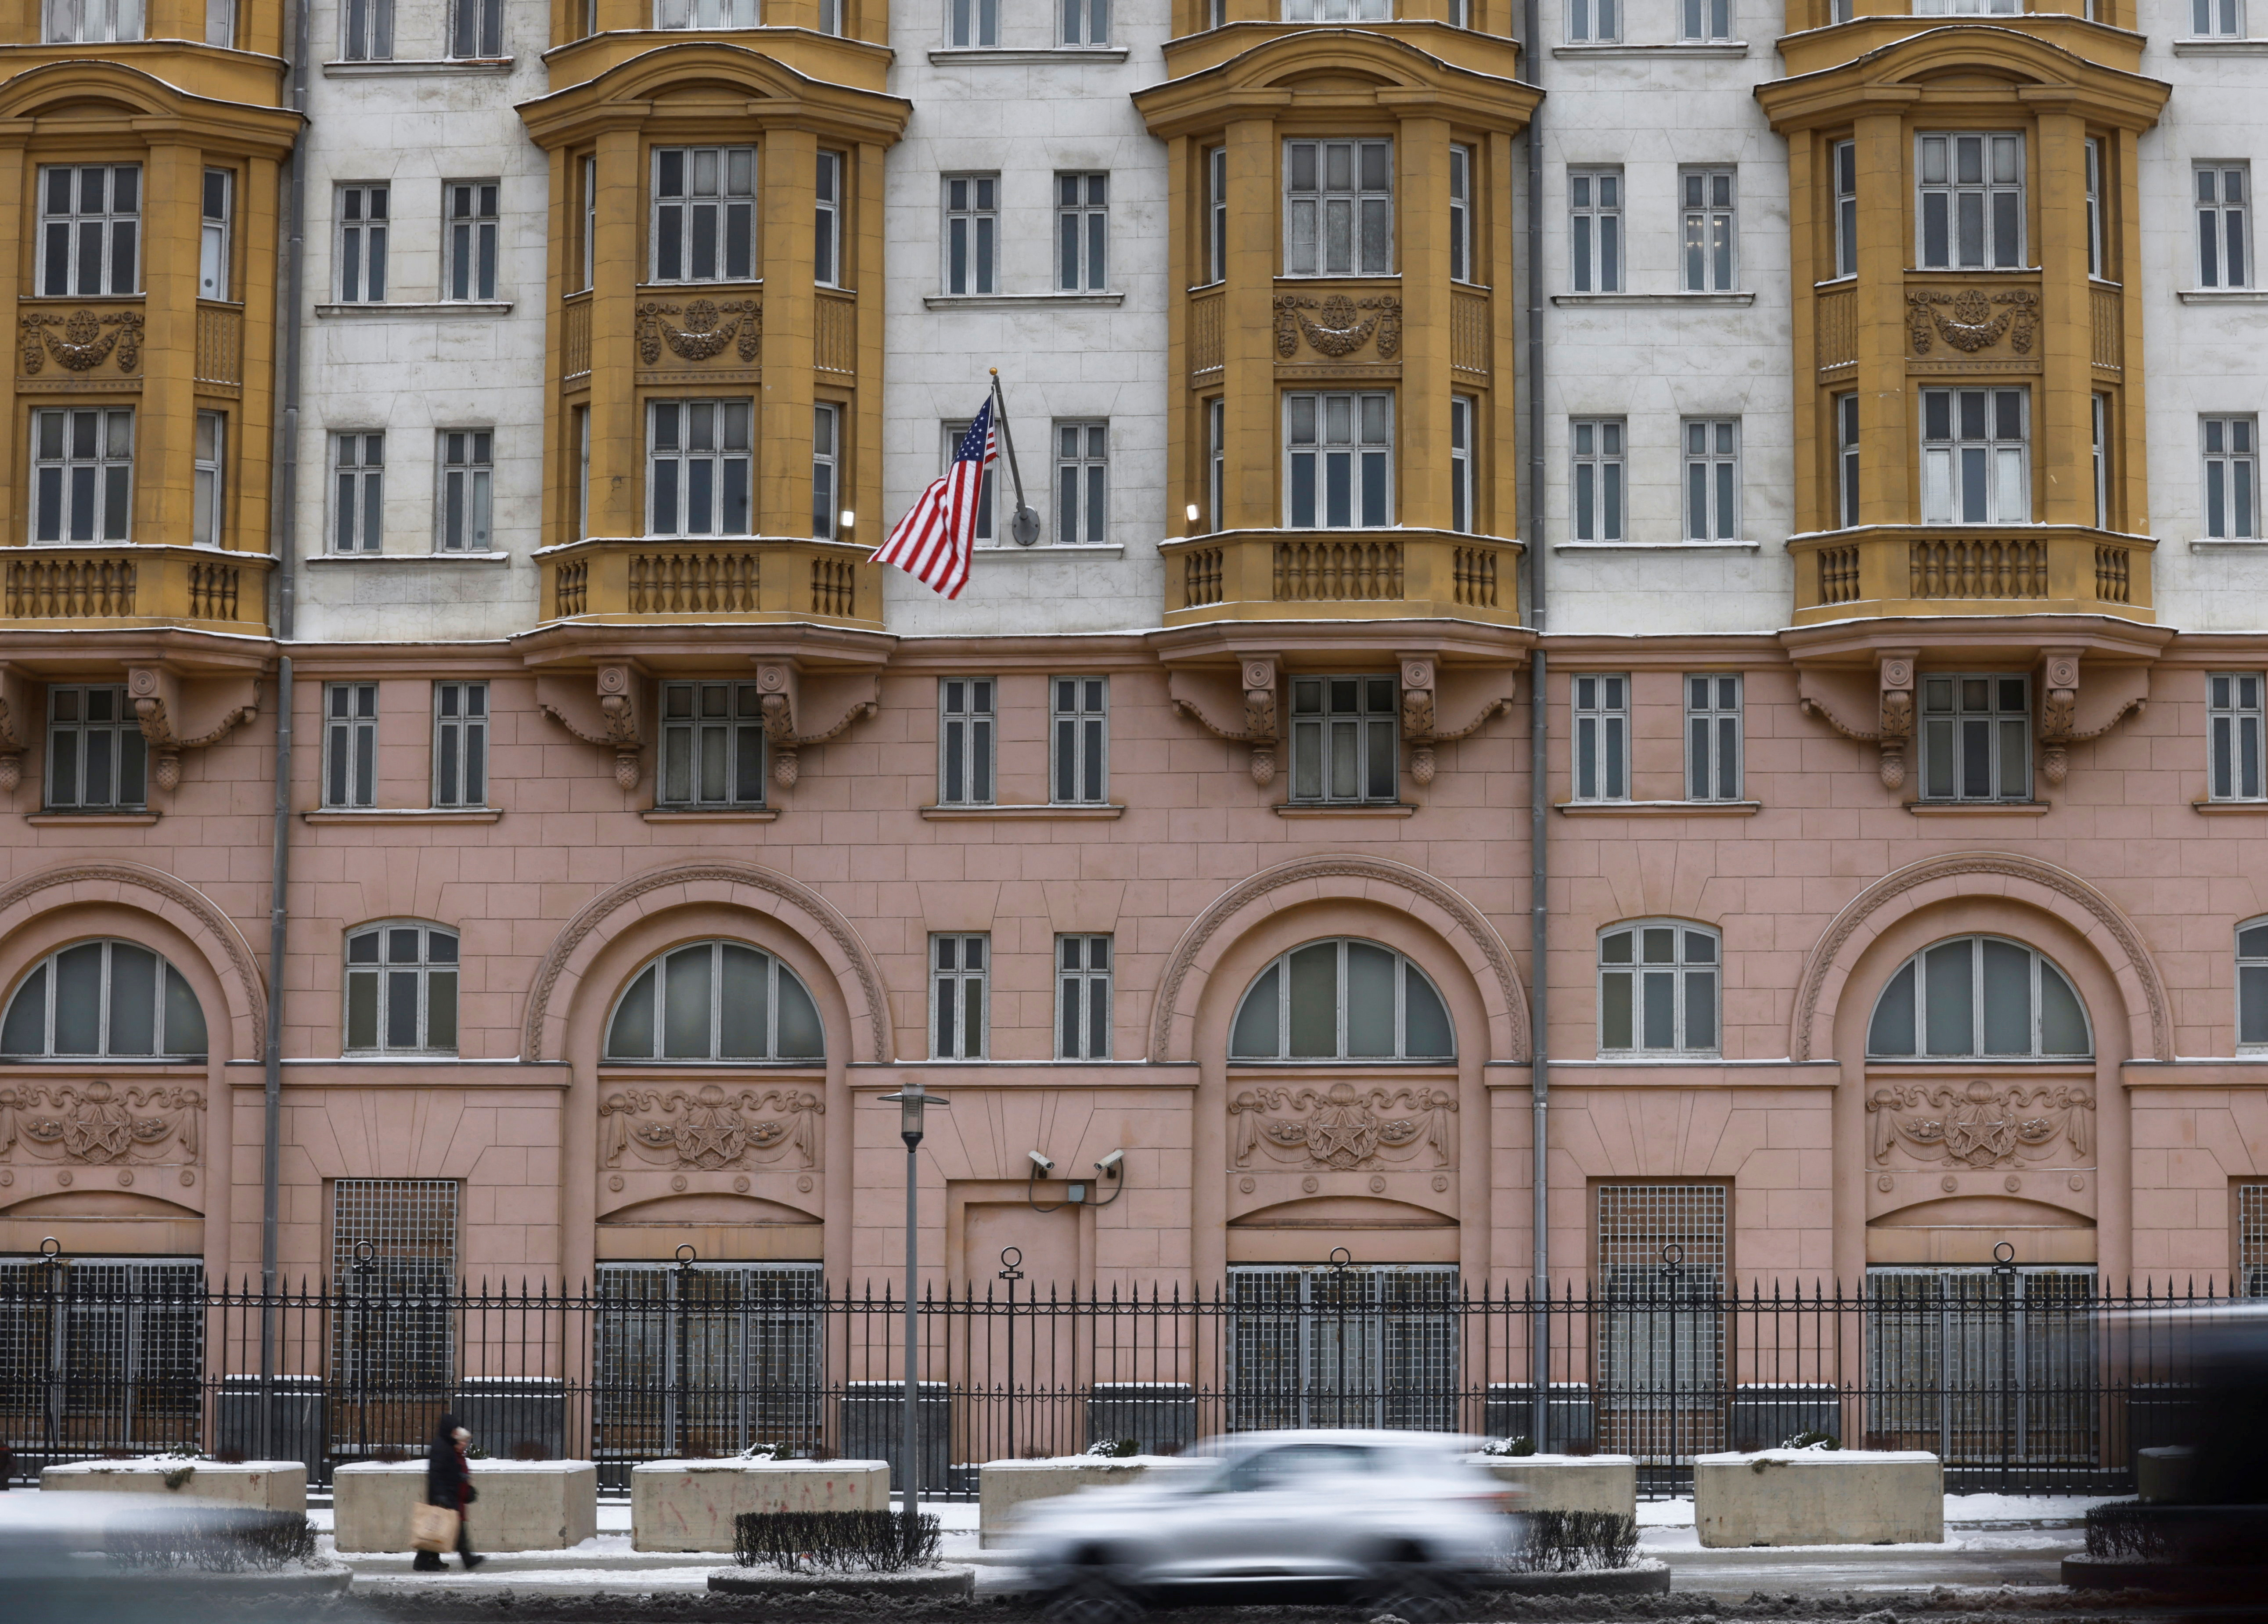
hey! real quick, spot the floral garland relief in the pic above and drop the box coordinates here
[599,1083,820,1170]
[0,1081,202,1166]
[636,299,761,366]
[1865,1080,2093,1168]
[1274,294,1404,361]
[19,309,145,374]
[1907,288,2039,356]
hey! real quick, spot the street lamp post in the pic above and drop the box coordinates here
[878,1084,948,1533]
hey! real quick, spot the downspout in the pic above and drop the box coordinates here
[262,0,311,1373]
[1519,0,1551,1449]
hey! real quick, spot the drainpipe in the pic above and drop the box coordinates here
[262,0,311,1379]
[1519,0,1551,1450]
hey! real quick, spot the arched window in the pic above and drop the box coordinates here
[346,922,459,1055]
[2238,918,2268,1052]
[0,940,208,1060]
[605,940,824,1062]
[1228,938,1454,1062]
[1867,935,2091,1059]
[1597,921,1719,1056]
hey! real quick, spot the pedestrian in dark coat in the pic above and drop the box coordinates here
[411,1411,484,1570]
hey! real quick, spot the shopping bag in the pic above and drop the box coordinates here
[410,1502,460,1552]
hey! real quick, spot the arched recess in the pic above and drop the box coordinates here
[524,862,892,1063]
[0,863,264,1062]
[1150,853,1525,1064]
[1791,851,2169,1064]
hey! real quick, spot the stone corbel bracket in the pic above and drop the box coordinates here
[752,663,880,789]
[1796,650,1915,790]
[2037,648,2146,786]
[0,665,28,794]
[126,665,260,793]
[1168,655,1278,786]
[537,663,646,789]
[1398,655,1514,788]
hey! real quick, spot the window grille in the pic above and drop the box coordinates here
[0,1258,203,1457]
[651,148,755,283]
[1057,934,1112,1060]
[2242,1184,2268,1296]
[1227,1264,1458,1432]
[331,1179,460,1425]
[1596,1185,1727,1457]
[1865,1267,2098,1466]
[595,1264,822,1463]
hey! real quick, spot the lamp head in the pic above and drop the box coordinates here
[880,1084,947,1149]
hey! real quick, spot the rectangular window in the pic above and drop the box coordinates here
[1682,167,1736,291]
[1206,146,1229,284]
[1288,675,1399,805]
[592,1263,822,1457]
[330,1180,457,1391]
[200,169,232,300]
[1919,673,2031,803]
[1225,1263,1459,1433]
[1917,132,2025,270]
[2194,0,2243,34]
[449,0,500,55]
[653,0,756,21]
[2205,416,2259,539]
[444,180,499,301]
[2243,1182,2268,1294]
[2093,393,2110,529]
[1684,418,1740,541]
[1449,144,1474,284]
[948,0,997,45]
[1570,418,1624,542]
[574,405,591,539]
[815,151,842,287]
[1062,0,1108,43]
[1681,0,1729,40]
[1056,172,1108,292]
[812,403,840,540]
[1567,0,1619,41]
[1598,925,1721,1055]
[580,155,598,292]
[31,407,133,544]
[432,682,488,808]
[43,0,144,40]
[939,678,995,807]
[1283,0,1388,16]
[1284,139,1393,277]
[2085,138,2104,279]
[1686,674,1742,802]
[1055,421,1108,545]
[341,0,393,55]
[1913,0,2020,11]
[335,183,388,302]
[1285,392,1392,529]
[944,420,997,543]
[40,163,139,297]
[1052,676,1108,806]
[819,0,839,30]
[1572,673,1629,802]
[193,411,224,549]
[331,431,385,553]
[659,680,765,809]
[1836,392,1861,528]
[1570,167,1622,292]
[46,686,147,811]
[324,682,379,809]
[652,147,755,283]
[437,429,492,552]
[1598,1185,1726,1437]
[0,1257,201,1445]
[932,933,988,1060]
[943,174,997,294]
[1057,935,1112,1059]
[1832,139,1858,278]
[2210,674,2265,803]
[647,400,752,536]
[2198,164,2250,289]
[1921,386,2029,524]
[1451,395,1476,534]
[1207,396,1226,533]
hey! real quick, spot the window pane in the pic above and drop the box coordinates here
[1869,961,1916,1055]
[1344,940,1396,1057]
[1642,971,1676,1049]
[1980,937,2034,1054]
[425,971,457,1051]
[347,971,379,1051]
[661,945,713,1059]
[1602,969,1632,1050]
[1683,971,1716,1051]
[1404,965,1452,1058]
[53,941,103,1053]
[717,943,769,1059]
[1231,963,1281,1058]
[1,965,47,1055]
[2241,963,2268,1047]
[1287,941,1339,1058]
[107,942,157,1054]
[778,970,824,1058]
[1923,939,1975,1055]
[2039,961,2089,1054]
[386,969,418,1048]
[163,965,206,1056]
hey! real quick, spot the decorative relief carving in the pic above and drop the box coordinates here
[20,309,145,375]
[1168,659,1280,786]
[599,1083,821,1170]
[126,667,259,795]
[752,665,881,792]
[636,299,760,367]
[1877,653,1916,791]
[1866,1080,2093,1167]
[0,1081,202,1166]
[1230,1080,1456,1170]
[1906,289,2038,357]
[1273,295,1403,362]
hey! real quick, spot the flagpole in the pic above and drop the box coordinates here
[989,368,1041,546]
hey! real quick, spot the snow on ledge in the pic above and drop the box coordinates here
[1694,1448,1939,1465]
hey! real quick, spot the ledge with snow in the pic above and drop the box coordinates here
[41,1455,306,1513]
[979,1454,1188,1547]
[1465,1452,1638,1520]
[332,1458,598,1552]
[631,1457,890,1552]
[1693,1448,1943,1547]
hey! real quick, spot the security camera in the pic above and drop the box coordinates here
[1027,1150,1057,1177]
[1094,1148,1125,1177]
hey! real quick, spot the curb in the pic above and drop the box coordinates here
[709,1563,978,1597]
[2062,1553,2268,1593]
[1480,1561,1672,1596]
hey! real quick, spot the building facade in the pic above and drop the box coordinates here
[2,0,2268,1413]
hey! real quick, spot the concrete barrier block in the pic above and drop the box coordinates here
[979,1456,1183,1548]
[630,1459,892,1552]
[332,1460,598,1552]
[41,1457,307,1514]
[2136,1446,2196,1505]
[1693,1449,1943,1547]
[1466,1454,1638,1520]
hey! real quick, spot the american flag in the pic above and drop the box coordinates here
[871,397,996,600]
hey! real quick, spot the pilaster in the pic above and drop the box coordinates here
[1852,108,1912,525]
[2035,107,2092,526]
[1397,115,1452,532]
[1222,116,1276,531]
[137,138,204,548]
[589,127,643,537]
[759,126,820,537]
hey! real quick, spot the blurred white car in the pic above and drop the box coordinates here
[1008,1430,1519,1624]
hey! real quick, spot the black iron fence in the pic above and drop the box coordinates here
[0,1255,2243,1497]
